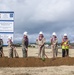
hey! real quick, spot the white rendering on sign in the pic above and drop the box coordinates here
[0,21,14,32]
[0,11,14,45]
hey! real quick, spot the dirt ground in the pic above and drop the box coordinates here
[0,47,74,75]
[0,57,74,67]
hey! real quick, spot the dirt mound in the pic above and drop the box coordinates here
[0,57,74,67]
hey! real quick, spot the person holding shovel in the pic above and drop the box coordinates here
[7,36,19,58]
[61,33,69,57]
[22,31,29,58]
[36,31,46,60]
[7,36,13,58]
[50,32,58,59]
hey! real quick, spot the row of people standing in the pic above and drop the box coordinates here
[22,31,70,59]
[22,31,46,60]
[0,36,19,58]
[0,31,70,59]
[36,31,58,60]
[50,32,69,58]
[0,34,28,58]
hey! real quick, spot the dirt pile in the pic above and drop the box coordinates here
[0,57,74,67]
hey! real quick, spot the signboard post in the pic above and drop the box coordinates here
[0,11,14,45]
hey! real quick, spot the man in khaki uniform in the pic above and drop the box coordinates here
[7,36,13,58]
[50,32,58,59]
[36,31,46,60]
[22,32,29,58]
[0,37,3,57]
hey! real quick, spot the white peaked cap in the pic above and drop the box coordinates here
[39,31,43,35]
[64,33,67,36]
[23,31,28,36]
[52,32,56,36]
[8,36,12,39]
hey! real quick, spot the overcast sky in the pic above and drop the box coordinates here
[0,0,74,43]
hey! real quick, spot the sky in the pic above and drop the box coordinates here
[0,0,74,43]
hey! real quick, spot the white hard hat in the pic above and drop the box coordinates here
[39,31,43,35]
[64,33,67,36]
[52,32,56,36]
[8,36,12,39]
[23,31,28,36]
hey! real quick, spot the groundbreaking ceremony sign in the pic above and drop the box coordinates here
[0,11,14,45]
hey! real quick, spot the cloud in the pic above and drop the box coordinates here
[30,0,73,22]
[0,0,74,43]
